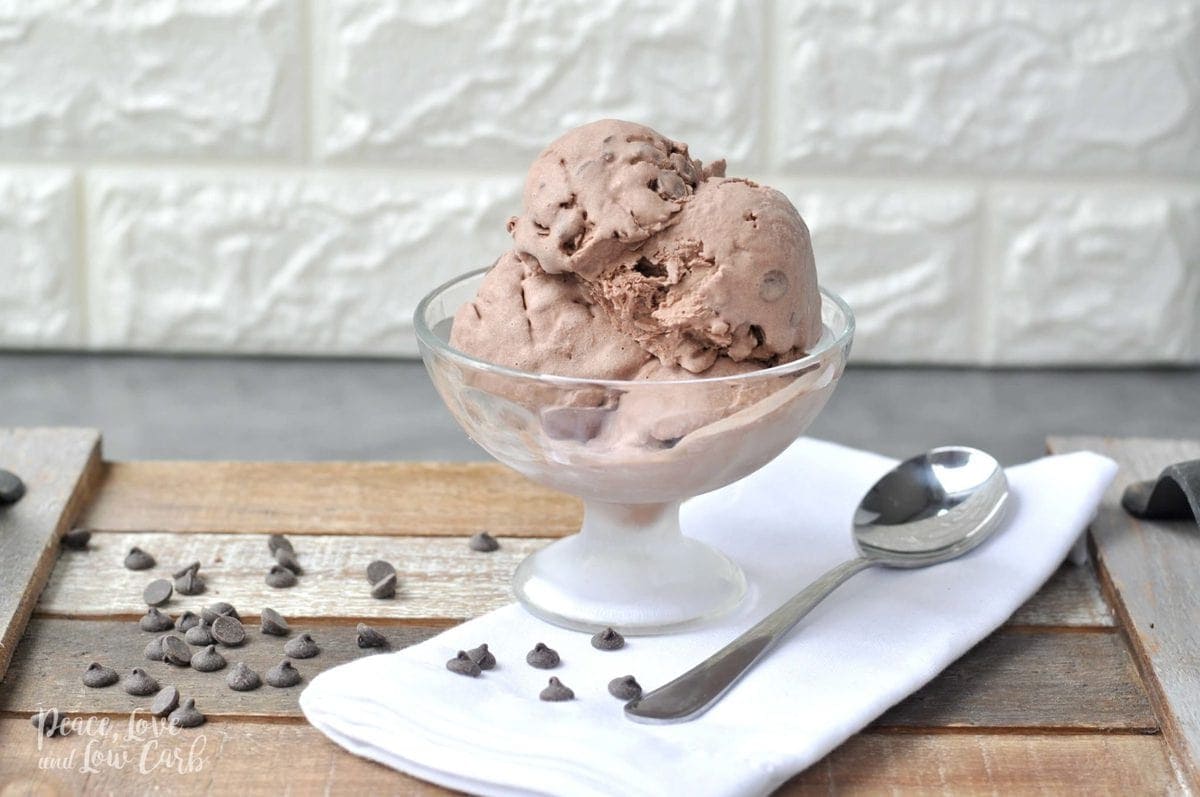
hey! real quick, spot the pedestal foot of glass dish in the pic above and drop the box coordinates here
[512,500,746,635]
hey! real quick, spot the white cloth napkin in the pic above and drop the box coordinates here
[300,438,1117,797]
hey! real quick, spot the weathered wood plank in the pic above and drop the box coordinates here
[1048,435,1200,787]
[875,629,1156,731]
[80,461,582,537]
[38,532,544,621]
[780,731,1180,795]
[0,428,102,680]
[1009,560,1113,627]
[0,618,440,718]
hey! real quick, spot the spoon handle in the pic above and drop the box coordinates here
[625,556,874,724]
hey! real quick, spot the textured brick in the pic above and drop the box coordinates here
[783,183,982,363]
[0,169,81,347]
[319,0,761,167]
[990,189,1200,364]
[0,1,302,157]
[87,172,521,355]
[779,0,1200,174]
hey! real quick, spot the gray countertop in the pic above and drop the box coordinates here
[2,353,1197,465]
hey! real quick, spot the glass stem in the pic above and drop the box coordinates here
[580,500,683,544]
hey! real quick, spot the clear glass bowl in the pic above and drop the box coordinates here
[415,269,854,634]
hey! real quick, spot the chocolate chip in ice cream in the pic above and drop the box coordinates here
[526,642,560,669]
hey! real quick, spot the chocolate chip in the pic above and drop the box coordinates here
[144,636,166,661]
[201,602,239,625]
[123,546,154,570]
[356,623,387,649]
[268,534,294,556]
[82,662,119,688]
[150,686,179,718]
[366,560,395,584]
[370,572,397,599]
[265,565,297,588]
[539,677,575,702]
[0,469,25,505]
[608,675,642,701]
[123,668,160,696]
[162,635,192,667]
[526,642,560,669]
[212,615,246,647]
[759,269,789,302]
[260,607,289,637]
[61,528,91,550]
[30,709,67,737]
[265,659,301,688]
[446,651,482,677]
[169,698,205,728]
[142,579,173,607]
[185,621,214,646]
[226,662,261,691]
[283,632,319,659]
[466,643,495,670]
[172,561,201,579]
[174,569,206,596]
[591,627,625,651]
[274,548,303,575]
[190,644,226,673]
[138,607,174,632]
[468,531,499,552]
[175,610,200,632]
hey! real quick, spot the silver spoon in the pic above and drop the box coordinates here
[625,446,1010,724]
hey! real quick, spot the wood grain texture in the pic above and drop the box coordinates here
[875,630,1156,731]
[0,619,440,719]
[1049,436,1200,787]
[0,428,102,681]
[38,532,544,621]
[1008,561,1113,627]
[80,461,582,536]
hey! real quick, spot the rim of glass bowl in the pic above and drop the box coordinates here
[413,267,855,388]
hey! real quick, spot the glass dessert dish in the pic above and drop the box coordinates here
[415,269,854,634]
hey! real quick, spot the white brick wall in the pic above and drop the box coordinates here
[2,0,1197,364]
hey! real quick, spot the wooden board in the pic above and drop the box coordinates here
[0,428,102,680]
[36,532,1111,627]
[80,461,582,536]
[1049,436,1200,788]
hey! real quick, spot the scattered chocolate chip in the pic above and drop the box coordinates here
[268,534,294,556]
[539,677,575,702]
[82,662,118,688]
[370,572,397,599]
[144,636,166,661]
[123,668,160,696]
[265,565,297,588]
[211,615,246,647]
[468,531,500,552]
[162,635,192,667]
[174,569,206,596]
[139,607,174,633]
[591,627,625,651]
[265,659,301,688]
[61,528,91,550]
[172,561,201,579]
[142,579,173,607]
[284,632,319,659]
[366,560,395,584]
[446,651,482,677]
[226,662,261,691]
[30,709,67,737]
[260,607,289,637]
[123,546,155,570]
[190,644,226,673]
[526,642,560,669]
[356,623,387,649]
[0,469,25,505]
[466,643,496,670]
[274,548,303,575]
[168,698,205,728]
[150,686,179,718]
[608,675,642,701]
[201,601,239,625]
[175,611,200,633]
[184,621,214,646]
